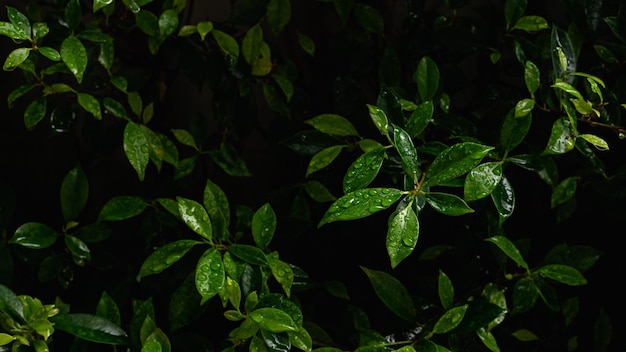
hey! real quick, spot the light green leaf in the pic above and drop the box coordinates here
[514,98,534,118]
[366,104,389,137]
[252,203,276,250]
[579,133,609,151]
[433,304,468,334]
[511,16,549,32]
[361,266,415,321]
[77,93,102,119]
[249,307,298,333]
[3,48,31,71]
[61,36,88,83]
[98,196,147,222]
[268,254,294,298]
[464,162,503,202]
[177,197,213,241]
[197,21,213,41]
[170,129,198,150]
[136,240,199,281]
[123,121,150,180]
[386,204,419,268]
[542,117,575,155]
[305,145,344,177]
[423,142,494,187]
[196,248,225,304]
[318,188,403,227]
[485,236,529,270]
[305,114,359,137]
[212,29,239,64]
[10,222,59,249]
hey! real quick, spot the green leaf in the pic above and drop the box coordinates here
[579,133,609,151]
[361,266,415,321]
[127,91,142,116]
[406,100,433,138]
[60,165,89,222]
[170,129,198,150]
[104,97,128,119]
[6,7,31,38]
[65,235,91,263]
[61,36,87,83]
[297,32,315,56]
[98,196,147,222]
[306,145,344,177]
[252,203,276,250]
[267,0,291,35]
[272,72,294,102]
[135,10,160,37]
[0,333,14,346]
[438,270,454,310]
[3,47,31,71]
[203,179,230,241]
[537,264,587,286]
[24,95,47,130]
[485,236,529,270]
[511,16,549,32]
[50,313,129,345]
[318,188,403,227]
[136,240,199,281]
[169,273,206,332]
[94,0,115,12]
[7,83,36,108]
[432,304,468,334]
[208,142,251,177]
[366,104,389,137]
[77,93,102,119]
[268,254,294,297]
[423,142,495,187]
[196,21,213,41]
[551,80,583,100]
[542,117,575,155]
[514,98,534,118]
[96,291,121,327]
[0,284,25,323]
[393,124,419,179]
[343,146,386,194]
[550,176,577,208]
[124,121,150,180]
[212,29,239,64]
[415,56,439,101]
[425,192,474,216]
[287,326,312,352]
[177,196,213,241]
[524,60,540,95]
[353,3,383,33]
[511,329,539,342]
[159,9,179,37]
[491,176,515,219]
[305,114,359,137]
[0,21,29,40]
[227,244,268,266]
[500,106,531,153]
[196,248,225,304]
[386,204,419,268]
[464,162,503,202]
[304,181,336,202]
[512,277,538,313]
[249,307,298,333]
[10,222,59,249]
[551,26,576,81]
[504,0,526,29]
[110,76,127,93]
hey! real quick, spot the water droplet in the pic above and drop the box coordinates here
[201,264,210,272]
[210,262,221,270]
[197,273,207,281]
[165,254,180,265]
[353,162,363,169]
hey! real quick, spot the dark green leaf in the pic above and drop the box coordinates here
[98,196,147,222]
[203,179,230,241]
[195,247,225,304]
[423,142,494,187]
[504,0,526,29]
[361,266,415,321]
[252,203,276,250]
[24,96,47,130]
[77,93,102,119]
[249,307,298,333]
[297,32,315,56]
[208,142,251,177]
[386,205,419,268]
[7,84,36,108]
[212,29,239,63]
[414,56,439,101]
[491,175,515,219]
[268,254,294,297]
[51,313,129,345]
[524,60,540,95]
[123,121,150,180]
[94,0,114,12]
[267,0,291,34]
[60,165,89,222]
[96,291,121,327]
[353,3,383,33]
[512,277,538,313]
[136,240,200,281]
[65,0,81,31]
[485,236,529,269]
[550,176,577,208]
[169,273,206,332]
[305,145,344,177]
[438,270,454,310]
[551,25,576,81]
[433,304,468,334]
[305,114,359,137]
[603,16,626,44]
[393,124,419,179]
[318,188,403,227]
[65,235,91,263]
[227,244,268,266]
[406,100,433,138]
[159,9,179,37]
[135,10,160,37]
[0,284,25,323]
[61,36,87,83]
[500,107,531,152]
[366,104,389,137]
[343,146,386,194]
[537,264,587,286]
[425,192,474,216]
[10,222,58,249]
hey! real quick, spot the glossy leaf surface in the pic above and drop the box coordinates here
[60,36,87,83]
[485,236,528,270]
[306,145,343,177]
[425,192,474,216]
[252,203,276,250]
[51,313,128,345]
[464,162,503,202]
[305,114,359,137]
[318,188,403,227]
[432,304,468,334]
[10,222,58,249]
[195,247,225,304]
[386,205,419,268]
[249,307,298,333]
[423,142,494,187]
[342,147,386,194]
[136,240,199,281]
[177,197,213,241]
[227,244,268,266]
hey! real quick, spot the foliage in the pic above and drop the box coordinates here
[0,0,624,351]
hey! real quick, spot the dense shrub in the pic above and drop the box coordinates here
[0,0,624,351]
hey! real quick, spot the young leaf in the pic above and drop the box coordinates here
[579,133,609,151]
[511,16,549,32]
[432,304,468,334]
[425,192,474,216]
[537,264,587,286]
[361,266,416,321]
[196,21,213,41]
[60,165,89,222]
[305,145,344,177]
[61,36,87,83]
[305,114,359,137]
[252,203,276,250]
[464,162,503,202]
[342,146,386,194]
[136,239,199,281]
[10,222,59,249]
[386,204,419,268]
[485,236,529,270]
[318,188,404,227]
[196,247,225,304]
[50,313,129,345]
[98,196,146,222]
[177,196,213,241]
[123,121,150,180]
[249,307,298,333]
[422,142,494,187]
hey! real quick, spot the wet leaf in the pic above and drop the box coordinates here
[512,277,538,313]
[268,254,294,297]
[550,176,577,208]
[24,95,47,130]
[366,104,389,137]
[61,36,87,83]
[159,9,179,37]
[136,240,199,281]
[267,0,291,35]
[3,47,31,71]
[65,235,91,263]
[50,313,128,345]
[542,117,575,155]
[406,100,433,138]
[203,179,230,241]
[77,93,102,119]
[94,0,114,12]
[249,307,298,333]
[10,222,59,249]
[343,146,385,194]
[306,145,344,177]
[252,203,276,250]
[433,304,468,334]
[6,6,30,37]
[96,291,121,327]
[551,26,576,81]
[124,121,150,180]
[511,16,549,32]
[423,142,494,187]
[537,264,587,286]
[305,114,359,137]
[287,326,312,352]
[60,165,89,222]
[196,247,225,304]
[361,266,415,321]
[0,284,25,323]
[491,175,515,219]
[464,162,503,202]
[318,188,403,227]
[414,56,439,101]
[98,196,147,222]
[227,244,268,267]
[425,192,474,216]
[386,204,419,268]
[485,236,529,270]
[177,196,213,241]
[393,124,419,179]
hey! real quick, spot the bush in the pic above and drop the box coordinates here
[0,0,623,351]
